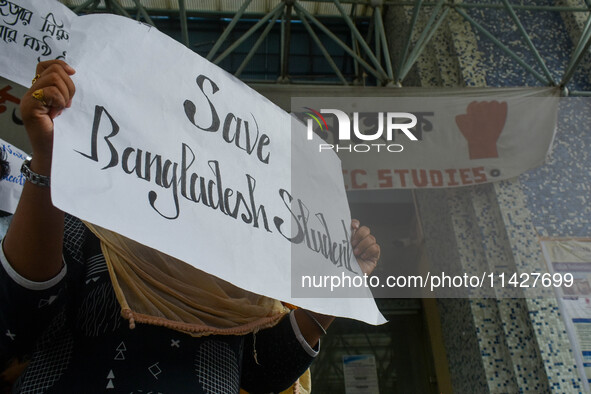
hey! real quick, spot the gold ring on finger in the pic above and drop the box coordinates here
[31,74,40,85]
[32,89,48,106]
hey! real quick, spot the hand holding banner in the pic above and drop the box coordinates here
[0,0,386,325]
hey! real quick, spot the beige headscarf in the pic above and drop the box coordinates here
[84,222,289,337]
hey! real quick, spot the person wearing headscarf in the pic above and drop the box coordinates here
[0,60,381,393]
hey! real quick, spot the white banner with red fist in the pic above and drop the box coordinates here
[293,92,559,190]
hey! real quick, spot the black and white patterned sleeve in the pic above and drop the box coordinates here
[240,311,318,393]
[0,238,69,370]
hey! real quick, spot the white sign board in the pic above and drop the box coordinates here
[0,0,74,87]
[343,354,380,394]
[0,138,27,213]
[541,239,591,393]
[0,0,385,325]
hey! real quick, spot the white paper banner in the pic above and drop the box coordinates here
[0,138,27,213]
[0,1,386,325]
[0,0,74,87]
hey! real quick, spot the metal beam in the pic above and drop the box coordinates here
[455,3,590,12]
[383,2,590,12]
[373,6,381,65]
[71,3,591,17]
[333,0,389,81]
[104,0,114,14]
[359,2,375,83]
[73,0,97,13]
[348,2,363,83]
[178,0,189,47]
[280,8,286,82]
[235,6,283,78]
[281,3,293,82]
[350,22,361,82]
[293,2,384,83]
[108,0,131,18]
[88,0,100,13]
[207,0,255,61]
[400,8,450,81]
[397,0,423,82]
[213,2,285,65]
[561,11,591,87]
[296,7,349,85]
[374,6,394,81]
[398,0,448,83]
[131,0,155,26]
[501,0,555,85]
[455,7,549,85]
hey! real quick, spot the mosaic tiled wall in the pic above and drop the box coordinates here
[397,0,591,392]
[414,188,491,393]
[473,0,589,392]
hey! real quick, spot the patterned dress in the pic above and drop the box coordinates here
[0,215,316,393]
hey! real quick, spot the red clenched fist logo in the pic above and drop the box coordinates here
[455,101,508,159]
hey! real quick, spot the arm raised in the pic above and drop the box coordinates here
[2,60,76,281]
